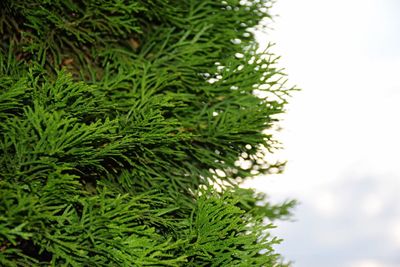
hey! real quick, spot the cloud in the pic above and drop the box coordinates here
[270,175,400,267]
[347,259,399,267]
[250,0,400,266]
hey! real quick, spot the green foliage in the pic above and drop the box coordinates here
[0,0,296,266]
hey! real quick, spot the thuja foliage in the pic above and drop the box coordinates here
[0,0,296,266]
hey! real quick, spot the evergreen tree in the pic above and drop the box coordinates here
[0,0,296,266]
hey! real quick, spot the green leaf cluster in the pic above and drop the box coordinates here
[0,0,296,266]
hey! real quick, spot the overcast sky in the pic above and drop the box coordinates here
[248,0,400,266]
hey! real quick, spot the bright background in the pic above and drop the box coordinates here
[248,0,400,266]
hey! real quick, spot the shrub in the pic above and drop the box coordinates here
[0,1,295,266]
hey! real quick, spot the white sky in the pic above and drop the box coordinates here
[248,0,400,266]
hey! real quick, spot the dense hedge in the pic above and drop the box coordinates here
[0,1,295,266]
